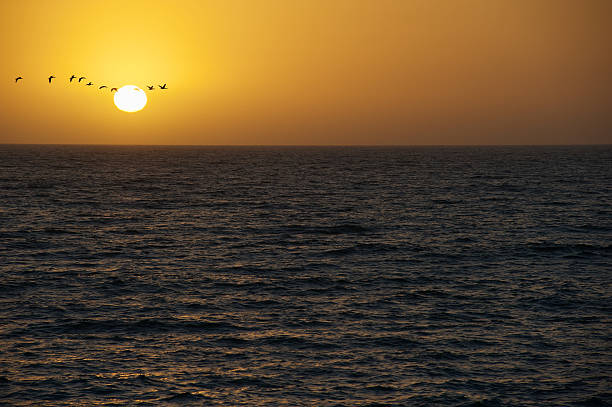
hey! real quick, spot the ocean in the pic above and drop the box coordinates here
[0,145,610,406]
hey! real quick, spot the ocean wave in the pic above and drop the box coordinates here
[527,242,612,257]
[9,318,245,337]
[284,223,374,235]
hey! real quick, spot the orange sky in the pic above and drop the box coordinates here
[1,0,610,145]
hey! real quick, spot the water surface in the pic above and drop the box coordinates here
[1,145,610,406]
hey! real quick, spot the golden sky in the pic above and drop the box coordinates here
[1,0,610,145]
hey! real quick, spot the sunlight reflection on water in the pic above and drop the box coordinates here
[0,145,610,406]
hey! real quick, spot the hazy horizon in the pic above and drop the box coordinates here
[1,143,611,147]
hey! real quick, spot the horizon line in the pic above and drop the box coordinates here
[1,143,611,148]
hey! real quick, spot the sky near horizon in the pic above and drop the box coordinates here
[0,0,610,145]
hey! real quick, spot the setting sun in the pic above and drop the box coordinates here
[114,85,147,112]
[0,1,609,405]
[0,0,610,144]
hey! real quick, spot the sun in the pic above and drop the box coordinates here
[114,85,147,112]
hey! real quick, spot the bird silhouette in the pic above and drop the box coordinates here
[86,82,93,86]
[159,84,167,89]
[110,88,118,92]
[48,76,56,83]
[78,77,86,82]
[99,85,107,89]
[69,75,76,82]
[147,85,154,90]
[15,77,23,83]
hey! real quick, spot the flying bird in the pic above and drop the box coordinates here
[147,85,154,90]
[69,75,76,82]
[110,88,118,92]
[159,84,167,89]
[86,82,93,86]
[78,76,86,82]
[48,76,56,83]
[15,77,23,83]
[99,85,107,89]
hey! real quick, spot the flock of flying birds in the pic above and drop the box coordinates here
[13,75,167,92]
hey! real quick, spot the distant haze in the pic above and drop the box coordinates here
[1,0,610,145]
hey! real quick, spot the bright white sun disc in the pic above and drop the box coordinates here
[114,85,147,112]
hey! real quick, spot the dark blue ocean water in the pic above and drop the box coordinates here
[0,145,610,406]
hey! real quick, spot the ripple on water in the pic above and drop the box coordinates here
[0,145,610,406]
